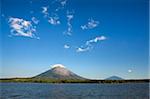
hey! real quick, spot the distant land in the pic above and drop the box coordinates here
[0,64,149,83]
[105,76,123,80]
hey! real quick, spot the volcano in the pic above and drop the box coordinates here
[33,64,86,80]
[105,76,123,80]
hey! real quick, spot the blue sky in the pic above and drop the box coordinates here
[1,0,149,79]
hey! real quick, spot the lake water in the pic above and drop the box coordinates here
[0,83,149,99]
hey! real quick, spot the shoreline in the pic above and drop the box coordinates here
[0,78,149,84]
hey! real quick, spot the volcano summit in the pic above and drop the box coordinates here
[34,64,86,80]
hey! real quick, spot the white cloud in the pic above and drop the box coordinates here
[128,69,132,73]
[48,16,60,25]
[64,36,106,52]
[55,0,68,11]
[81,18,99,30]
[42,7,49,16]
[64,11,74,35]
[77,36,107,52]
[51,64,66,68]
[86,36,107,45]
[64,44,70,49]
[76,47,90,52]
[22,20,30,26]
[42,7,60,25]
[60,0,67,7]
[8,17,39,39]
[31,17,39,24]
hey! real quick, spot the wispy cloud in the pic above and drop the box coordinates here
[86,36,106,46]
[8,17,39,39]
[76,47,90,52]
[42,0,68,26]
[48,14,60,25]
[128,69,132,73]
[55,0,68,11]
[60,0,67,7]
[42,7,49,17]
[31,17,39,24]
[76,36,107,52]
[64,44,70,49]
[64,11,74,35]
[42,7,60,25]
[81,18,99,30]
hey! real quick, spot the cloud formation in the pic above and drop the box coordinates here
[48,14,60,25]
[42,7,60,25]
[41,0,68,25]
[76,36,107,52]
[76,47,90,52]
[64,11,74,35]
[54,0,68,11]
[64,44,70,49]
[81,18,99,30]
[60,0,67,7]
[31,17,39,24]
[42,7,49,17]
[86,36,106,46]
[8,17,39,39]
[51,64,66,68]
[128,69,132,73]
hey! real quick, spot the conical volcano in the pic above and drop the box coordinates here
[34,64,86,80]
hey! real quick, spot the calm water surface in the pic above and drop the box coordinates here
[0,83,149,99]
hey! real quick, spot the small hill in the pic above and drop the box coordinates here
[105,76,123,80]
